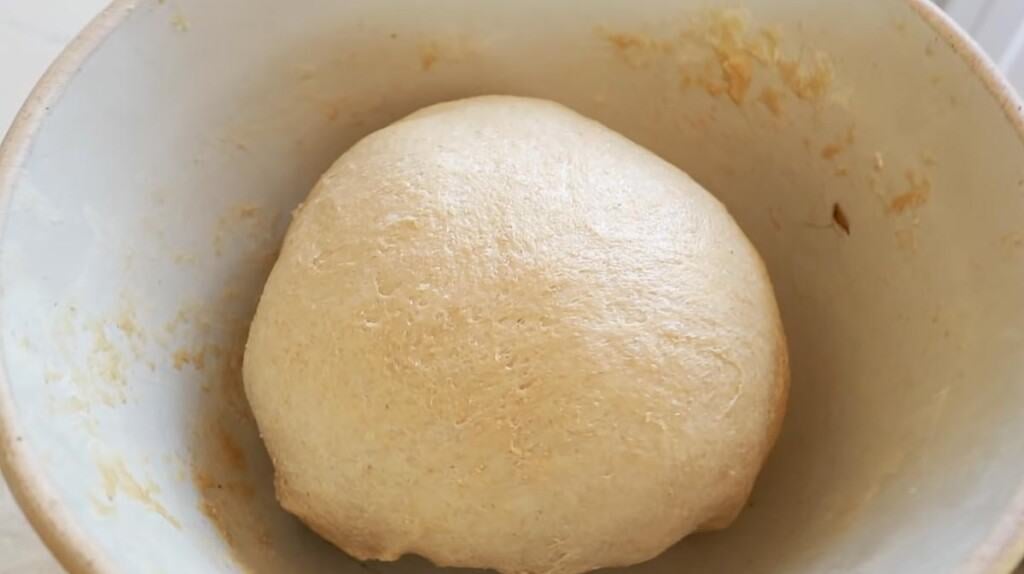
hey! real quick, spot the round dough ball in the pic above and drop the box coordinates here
[244,96,788,574]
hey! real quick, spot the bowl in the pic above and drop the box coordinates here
[2,0,1023,572]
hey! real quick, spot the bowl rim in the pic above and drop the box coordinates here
[0,1,1022,573]
[901,0,1024,565]
[0,3,138,572]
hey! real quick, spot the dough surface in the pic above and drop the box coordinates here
[244,96,788,574]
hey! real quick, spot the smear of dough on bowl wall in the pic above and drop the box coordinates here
[0,1,1023,574]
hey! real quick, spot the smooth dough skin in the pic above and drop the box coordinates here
[244,96,789,574]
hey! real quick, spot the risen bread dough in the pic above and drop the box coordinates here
[244,96,788,574]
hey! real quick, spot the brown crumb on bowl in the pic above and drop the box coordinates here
[832,203,851,234]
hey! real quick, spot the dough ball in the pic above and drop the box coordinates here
[243,96,788,574]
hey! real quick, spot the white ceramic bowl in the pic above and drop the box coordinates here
[2,1,1023,572]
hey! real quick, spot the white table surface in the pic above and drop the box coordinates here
[0,2,1021,573]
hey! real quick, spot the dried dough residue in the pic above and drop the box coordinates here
[604,32,653,52]
[420,42,440,70]
[894,228,918,252]
[776,52,833,101]
[821,144,842,160]
[62,316,138,407]
[116,308,141,340]
[217,423,248,471]
[173,347,207,371]
[90,325,124,389]
[96,455,181,529]
[820,127,855,160]
[599,9,836,110]
[889,170,931,215]
[600,31,672,69]
[171,11,190,32]
[418,35,477,71]
[703,9,760,104]
[214,202,269,257]
[1001,232,1024,250]
[757,87,783,117]
[721,53,753,104]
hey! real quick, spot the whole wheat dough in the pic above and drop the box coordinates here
[243,96,789,574]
